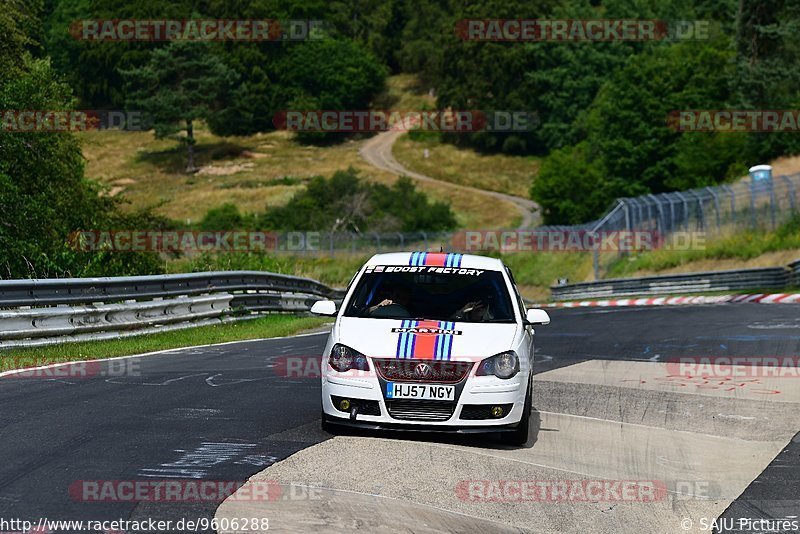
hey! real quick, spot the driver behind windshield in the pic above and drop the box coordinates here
[453,287,495,322]
[368,283,412,316]
[453,299,489,322]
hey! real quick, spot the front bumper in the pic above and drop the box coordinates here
[321,414,525,433]
[321,371,529,429]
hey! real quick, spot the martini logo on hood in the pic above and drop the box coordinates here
[395,320,458,360]
[391,326,462,336]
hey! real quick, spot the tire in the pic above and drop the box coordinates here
[321,411,337,434]
[501,378,532,446]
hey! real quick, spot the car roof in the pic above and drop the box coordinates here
[365,252,505,271]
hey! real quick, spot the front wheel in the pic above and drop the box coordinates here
[501,379,532,446]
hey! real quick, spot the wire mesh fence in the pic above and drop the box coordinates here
[580,172,800,236]
[277,173,799,256]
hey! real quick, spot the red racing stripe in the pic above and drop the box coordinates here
[423,253,448,267]
[410,320,440,360]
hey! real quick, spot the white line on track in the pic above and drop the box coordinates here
[0,329,330,379]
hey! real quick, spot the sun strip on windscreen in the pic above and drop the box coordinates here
[408,252,463,267]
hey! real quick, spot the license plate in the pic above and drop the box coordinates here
[386,382,455,401]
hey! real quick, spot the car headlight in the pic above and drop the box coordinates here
[328,343,370,372]
[476,351,519,379]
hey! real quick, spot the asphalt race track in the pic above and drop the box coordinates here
[2,304,799,533]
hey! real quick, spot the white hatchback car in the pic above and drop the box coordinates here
[311,252,550,445]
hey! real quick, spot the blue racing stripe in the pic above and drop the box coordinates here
[396,320,406,358]
[444,321,455,360]
[406,320,420,358]
[408,320,418,358]
[434,321,443,360]
[404,320,414,358]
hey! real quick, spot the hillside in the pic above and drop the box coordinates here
[80,75,537,230]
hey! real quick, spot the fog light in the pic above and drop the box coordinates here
[491,406,504,418]
[339,399,351,411]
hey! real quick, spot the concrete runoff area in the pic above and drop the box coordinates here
[1,304,797,533]
[217,307,800,533]
[535,359,800,403]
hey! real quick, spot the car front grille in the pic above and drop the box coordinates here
[385,400,455,421]
[373,359,472,384]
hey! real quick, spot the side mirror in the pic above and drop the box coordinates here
[525,308,550,325]
[310,300,337,316]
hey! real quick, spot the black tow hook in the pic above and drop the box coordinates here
[349,404,359,421]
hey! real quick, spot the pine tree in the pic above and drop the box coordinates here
[121,41,237,172]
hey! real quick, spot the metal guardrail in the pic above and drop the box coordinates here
[550,266,791,301]
[0,271,338,308]
[4,259,797,346]
[0,271,343,348]
[0,294,232,341]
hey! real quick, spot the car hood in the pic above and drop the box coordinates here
[336,317,519,361]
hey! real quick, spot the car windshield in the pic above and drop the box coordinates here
[343,269,516,323]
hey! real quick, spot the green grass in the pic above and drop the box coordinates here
[161,214,800,301]
[167,253,370,288]
[495,251,594,301]
[606,215,800,278]
[78,73,521,229]
[1,315,328,370]
[470,214,800,300]
[372,73,436,110]
[392,134,539,197]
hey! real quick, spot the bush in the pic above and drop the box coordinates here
[260,168,456,233]
[199,204,255,231]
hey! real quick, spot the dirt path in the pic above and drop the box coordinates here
[360,129,539,228]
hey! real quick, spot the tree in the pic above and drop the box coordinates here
[585,39,737,191]
[43,0,202,108]
[274,38,387,144]
[733,0,800,161]
[530,142,640,225]
[1,0,44,71]
[0,0,163,278]
[328,0,407,71]
[121,40,237,172]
